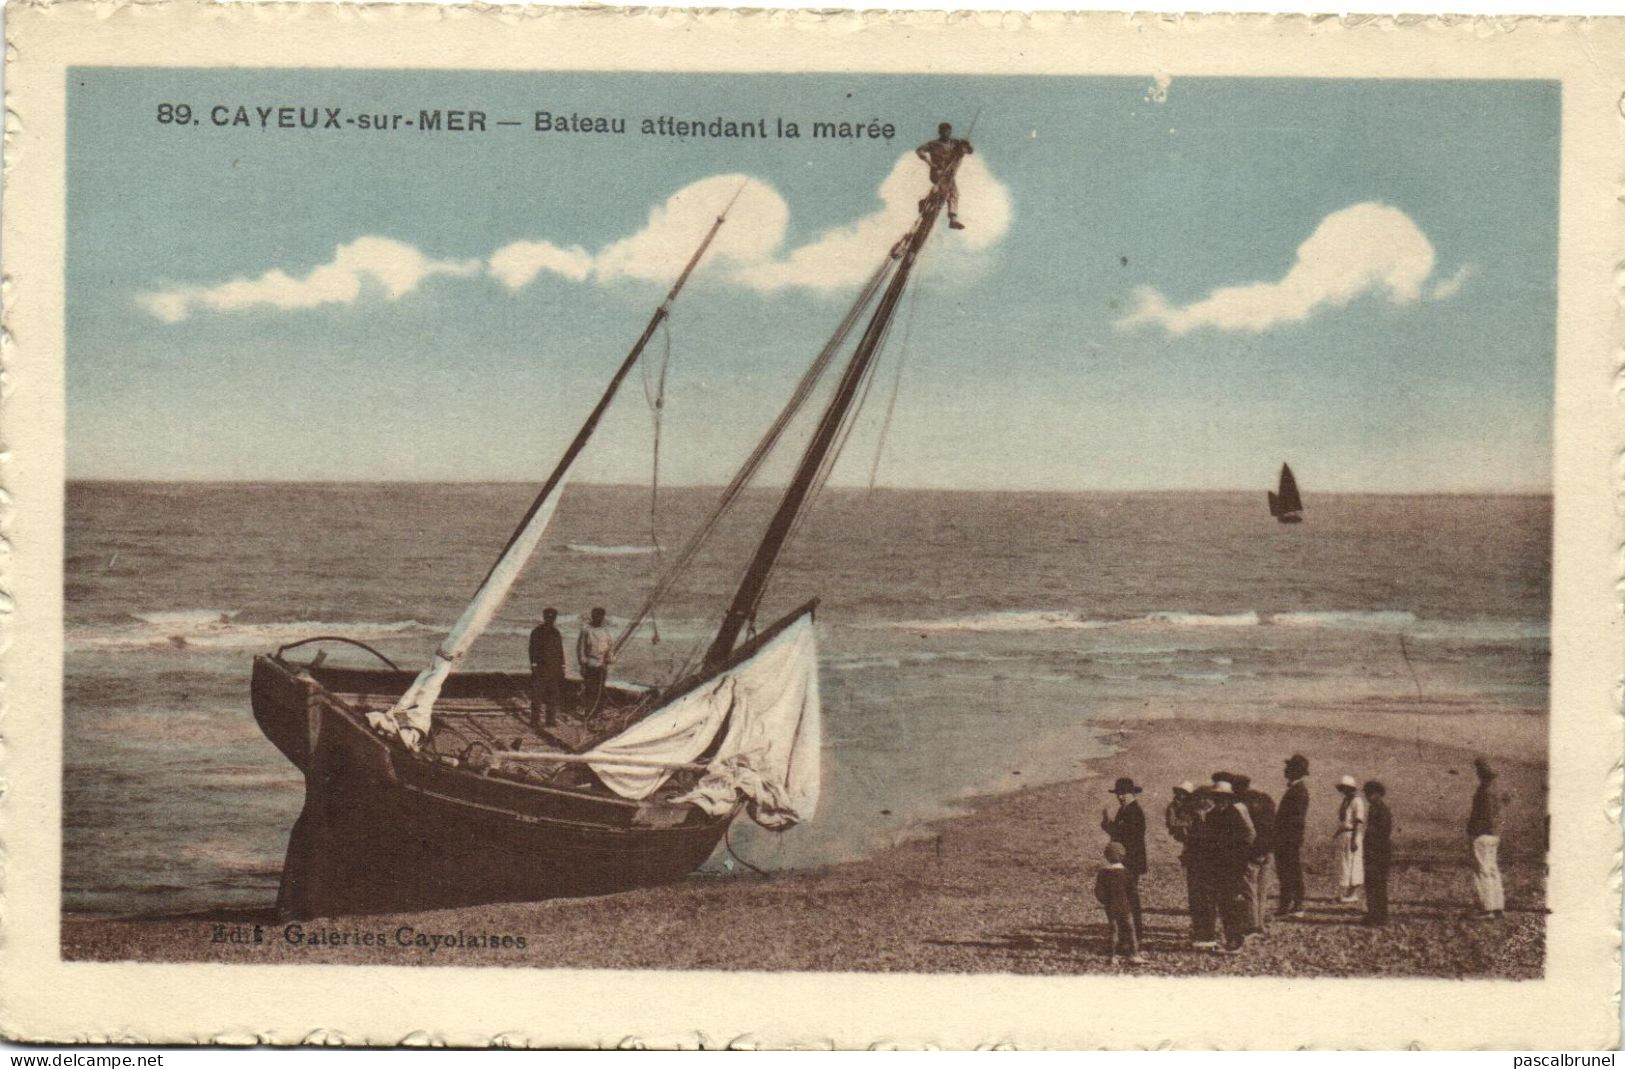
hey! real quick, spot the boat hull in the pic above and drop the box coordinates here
[252,656,731,918]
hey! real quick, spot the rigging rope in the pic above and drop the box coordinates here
[866,246,927,492]
[610,245,906,660]
[750,218,942,625]
[723,821,770,878]
[751,277,905,626]
[639,316,674,644]
[863,115,974,491]
[729,131,971,632]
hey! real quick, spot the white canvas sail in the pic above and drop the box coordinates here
[587,612,822,829]
[365,199,743,749]
[371,484,567,745]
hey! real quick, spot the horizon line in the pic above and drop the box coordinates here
[63,477,1555,497]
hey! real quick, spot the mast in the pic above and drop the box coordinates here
[702,147,967,671]
[475,194,739,591]
[381,195,739,744]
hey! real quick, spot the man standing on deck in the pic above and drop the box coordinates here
[915,122,973,230]
[1468,757,1506,919]
[528,608,565,729]
[577,607,614,714]
[1100,777,1148,941]
[1276,754,1311,918]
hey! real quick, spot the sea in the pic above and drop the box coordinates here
[63,483,1551,917]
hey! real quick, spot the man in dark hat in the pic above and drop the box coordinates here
[1276,754,1311,918]
[1100,776,1147,941]
[1361,780,1394,926]
[527,607,565,729]
[1468,756,1505,919]
[915,122,974,230]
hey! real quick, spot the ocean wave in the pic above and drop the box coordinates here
[559,543,659,556]
[190,839,285,875]
[884,610,1112,633]
[1270,610,1417,629]
[825,649,1023,673]
[1143,611,1261,628]
[129,609,239,626]
[69,614,438,653]
[1409,620,1550,643]
[880,609,1259,633]
[872,607,1545,638]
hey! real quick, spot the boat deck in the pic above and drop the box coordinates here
[331,677,684,795]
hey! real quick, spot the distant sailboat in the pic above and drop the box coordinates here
[1268,463,1304,524]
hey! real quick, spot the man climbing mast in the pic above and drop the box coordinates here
[916,121,974,230]
[701,123,973,671]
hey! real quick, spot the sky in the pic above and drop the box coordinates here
[67,71,1559,492]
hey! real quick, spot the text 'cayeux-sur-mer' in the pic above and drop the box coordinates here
[158,104,899,142]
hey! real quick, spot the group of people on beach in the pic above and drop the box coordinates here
[526,607,615,728]
[1092,753,1507,964]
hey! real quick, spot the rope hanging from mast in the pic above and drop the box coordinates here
[640,315,674,644]
[752,254,910,627]
[611,245,905,659]
[703,140,971,671]
[374,186,744,747]
[867,259,926,492]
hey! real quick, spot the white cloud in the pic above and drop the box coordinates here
[141,158,1012,321]
[140,236,481,323]
[487,241,594,289]
[594,174,791,285]
[1430,264,1475,301]
[1114,202,1447,337]
[492,159,1010,295]
[739,153,1011,294]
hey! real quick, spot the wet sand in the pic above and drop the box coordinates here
[63,704,1545,978]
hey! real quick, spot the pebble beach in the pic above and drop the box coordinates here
[63,702,1545,978]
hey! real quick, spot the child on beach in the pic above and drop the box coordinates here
[1095,841,1146,965]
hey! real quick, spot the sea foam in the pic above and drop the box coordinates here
[874,607,1539,637]
[70,614,438,653]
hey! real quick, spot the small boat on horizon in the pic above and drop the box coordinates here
[1268,463,1304,524]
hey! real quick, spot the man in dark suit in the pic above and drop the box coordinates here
[1275,753,1311,918]
[1100,777,1147,941]
[527,607,565,728]
[1362,780,1394,926]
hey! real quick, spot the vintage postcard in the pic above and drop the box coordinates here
[1,3,1620,1049]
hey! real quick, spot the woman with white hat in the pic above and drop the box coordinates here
[1333,774,1367,903]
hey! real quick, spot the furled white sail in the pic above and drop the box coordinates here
[588,612,821,829]
[370,484,567,746]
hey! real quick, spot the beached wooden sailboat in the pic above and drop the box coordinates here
[252,145,971,918]
[1268,462,1304,524]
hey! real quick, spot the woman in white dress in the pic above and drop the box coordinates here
[1333,774,1367,903]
